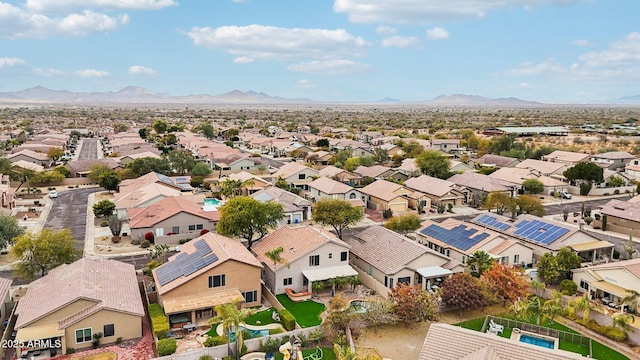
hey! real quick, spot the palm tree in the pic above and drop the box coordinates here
[621,290,640,314]
[612,313,635,333]
[209,300,255,360]
[523,296,543,325]
[466,250,495,277]
[312,281,325,295]
[542,290,563,325]
[264,247,290,270]
[568,292,592,321]
[530,280,546,297]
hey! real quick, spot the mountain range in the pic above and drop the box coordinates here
[0,86,638,106]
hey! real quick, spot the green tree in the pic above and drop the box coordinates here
[555,247,582,279]
[373,147,389,164]
[607,175,625,188]
[88,164,115,184]
[316,138,330,148]
[466,250,495,277]
[191,162,212,176]
[489,134,516,154]
[264,246,290,270]
[220,179,244,199]
[522,179,544,194]
[209,300,254,360]
[167,149,196,175]
[53,166,71,178]
[0,214,24,249]
[567,292,591,321]
[92,199,116,218]
[31,170,65,184]
[415,150,451,179]
[542,290,563,325]
[99,172,120,193]
[312,199,364,239]
[127,157,170,177]
[563,162,604,185]
[335,149,353,167]
[359,155,375,167]
[11,229,80,279]
[612,313,635,332]
[384,214,422,235]
[223,128,240,140]
[344,157,361,172]
[484,192,514,215]
[514,195,545,216]
[152,119,168,134]
[194,122,216,139]
[138,128,148,139]
[217,196,284,249]
[47,147,64,161]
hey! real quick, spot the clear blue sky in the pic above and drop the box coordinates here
[1,0,639,103]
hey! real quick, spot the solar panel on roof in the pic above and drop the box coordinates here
[421,223,490,251]
[155,239,219,286]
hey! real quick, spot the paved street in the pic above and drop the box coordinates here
[543,194,629,215]
[44,187,102,251]
[77,138,99,160]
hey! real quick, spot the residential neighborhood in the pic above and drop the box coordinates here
[1,111,640,360]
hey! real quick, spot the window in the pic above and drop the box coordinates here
[196,224,204,230]
[398,277,411,285]
[283,277,292,286]
[208,274,226,288]
[388,278,394,288]
[349,192,356,199]
[514,254,520,264]
[461,255,466,264]
[103,324,115,337]
[501,256,509,264]
[446,249,450,257]
[340,251,348,262]
[303,277,308,286]
[188,224,196,231]
[309,255,320,267]
[580,280,589,290]
[172,226,180,234]
[328,253,332,259]
[75,328,92,344]
[298,174,306,180]
[243,290,258,303]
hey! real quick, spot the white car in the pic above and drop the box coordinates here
[49,190,58,199]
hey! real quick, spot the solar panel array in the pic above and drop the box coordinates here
[156,239,219,286]
[420,224,490,251]
[474,214,511,231]
[513,219,569,245]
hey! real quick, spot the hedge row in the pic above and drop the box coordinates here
[278,308,296,331]
[577,318,627,342]
[149,304,170,338]
[157,338,177,356]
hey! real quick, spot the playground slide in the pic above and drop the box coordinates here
[278,342,303,360]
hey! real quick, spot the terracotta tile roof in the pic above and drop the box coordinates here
[7,149,49,161]
[353,165,392,178]
[154,233,262,295]
[542,150,590,163]
[252,225,349,271]
[591,151,636,160]
[309,176,353,195]
[272,161,318,179]
[448,172,513,192]
[115,182,183,209]
[405,175,457,197]
[360,179,405,202]
[15,259,144,329]
[65,158,120,173]
[475,154,520,167]
[345,225,448,275]
[251,186,311,213]
[516,159,567,175]
[318,165,345,178]
[599,199,640,222]
[127,196,219,229]
[419,324,585,360]
[0,277,11,302]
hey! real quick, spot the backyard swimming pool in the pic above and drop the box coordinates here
[349,300,369,314]
[204,198,220,206]
[519,334,555,349]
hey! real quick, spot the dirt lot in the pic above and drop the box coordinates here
[354,304,508,360]
[93,235,145,254]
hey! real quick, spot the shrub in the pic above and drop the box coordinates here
[179,238,190,244]
[157,338,177,356]
[34,200,39,206]
[382,208,393,219]
[100,221,109,227]
[149,304,170,338]
[259,337,282,353]
[559,279,578,295]
[131,239,141,245]
[278,308,296,331]
[242,329,253,340]
[141,240,151,248]
[145,232,155,243]
[200,356,214,360]
[200,229,210,235]
[66,348,75,354]
[203,335,226,347]
[579,182,592,196]
[269,327,284,335]
[116,337,123,344]
[147,260,161,270]
[583,216,593,225]
[577,318,628,342]
[614,189,620,194]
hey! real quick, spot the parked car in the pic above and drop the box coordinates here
[560,191,572,199]
[49,190,58,199]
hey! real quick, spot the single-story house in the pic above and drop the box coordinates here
[252,225,356,295]
[516,158,568,177]
[227,171,272,195]
[571,258,640,312]
[251,186,312,225]
[6,150,50,167]
[345,225,464,296]
[353,165,395,180]
[14,259,144,357]
[152,233,263,326]
[470,154,520,169]
[307,176,364,203]
[359,179,411,212]
[599,199,640,237]
[542,150,590,165]
[447,172,516,205]
[404,175,466,206]
[318,165,362,185]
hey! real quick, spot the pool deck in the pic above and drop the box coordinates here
[215,322,285,337]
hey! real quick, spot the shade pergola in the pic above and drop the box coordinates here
[302,265,358,283]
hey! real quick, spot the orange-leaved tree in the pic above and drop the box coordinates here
[481,263,530,307]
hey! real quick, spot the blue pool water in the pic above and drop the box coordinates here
[228,326,264,342]
[519,334,554,349]
[204,198,220,206]
[350,300,369,314]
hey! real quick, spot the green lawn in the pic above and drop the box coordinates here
[456,315,628,360]
[206,322,220,337]
[276,294,326,327]
[273,346,336,360]
[244,307,278,326]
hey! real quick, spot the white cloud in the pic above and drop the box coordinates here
[381,35,419,48]
[571,39,590,46]
[333,0,578,24]
[502,32,640,84]
[0,57,28,68]
[32,67,64,76]
[25,0,177,12]
[232,56,254,64]
[518,82,534,88]
[426,27,449,40]
[76,68,110,77]
[186,25,370,62]
[0,4,129,38]
[376,25,396,35]
[296,79,317,89]
[128,65,157,76]
[287,59,370,75]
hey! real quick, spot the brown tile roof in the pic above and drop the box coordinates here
[516,159,567,175]
[115,182,183,209]
[599,199,640,222]
[65,158,120,173]
[309,176,353,195]
[252,225,350,271]
[272,161,317,179]
[448,172,513,193]
[127,196,219,228]
[154,233,262,295]
[353,165,392,178]
[7,149,49,161]
[0,277,11,301]
[475,154,520,167]
[15,259,144,329]
[360,179,406,202]
[419,324,585,360]
[345,225,448,275]
[405,175,457,197]
[572,258,640,279]
[251,186,311,213]
[543,150,590,163]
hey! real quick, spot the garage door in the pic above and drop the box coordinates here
[389,202,407,213]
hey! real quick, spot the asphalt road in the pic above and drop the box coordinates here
[44,187,102,251]
[543,194,629,215]
[77,138,99,160]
